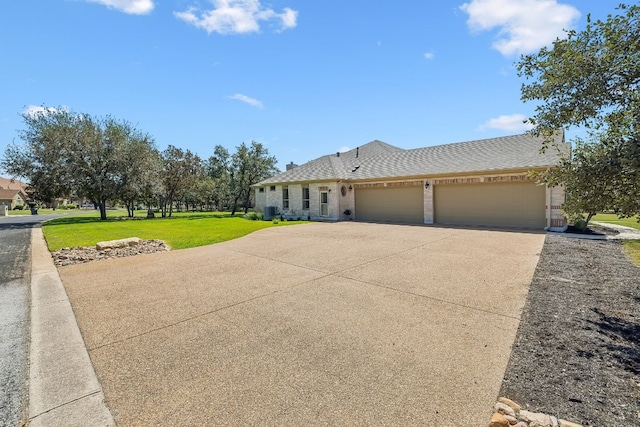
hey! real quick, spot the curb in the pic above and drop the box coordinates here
[28,227,115,426]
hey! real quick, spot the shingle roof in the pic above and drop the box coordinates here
[0,177,28,191]
[0,188,24,200]
[257,133,567,185]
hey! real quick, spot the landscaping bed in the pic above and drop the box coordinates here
[500,235,640,426]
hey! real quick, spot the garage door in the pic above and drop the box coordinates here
[434,182,546,228]
[355,186,424,223]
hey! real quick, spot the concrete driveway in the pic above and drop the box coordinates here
[59,222,545,426]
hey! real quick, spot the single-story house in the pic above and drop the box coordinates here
[0,188,28,210]
[254,132,567,230]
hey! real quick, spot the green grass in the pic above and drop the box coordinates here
[591,213,640,230]
[623,240,640,266]
[590,214,640,266]
[42,211,305,251]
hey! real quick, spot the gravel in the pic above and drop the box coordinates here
[500,234,640,426]
[52,240,169,266]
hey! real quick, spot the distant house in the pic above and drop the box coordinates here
[0,176,29,192]
[0,188,28,210]
[254,132,567,230]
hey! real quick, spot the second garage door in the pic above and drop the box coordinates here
[355,186,424,224]
[434,182,546,228]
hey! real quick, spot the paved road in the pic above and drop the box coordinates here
[0,214,63,427]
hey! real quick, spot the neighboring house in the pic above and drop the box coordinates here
[0,176,29,193]
[254,132,568,230]
[0,188,28,210]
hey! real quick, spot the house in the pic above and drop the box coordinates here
[0,188,28,210]
[254,132,568,230]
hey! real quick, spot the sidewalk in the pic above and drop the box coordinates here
[592,221,640,239]
[28,227,114,426]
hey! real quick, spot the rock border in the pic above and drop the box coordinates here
[489,397,584,427]
[52,239,169,266]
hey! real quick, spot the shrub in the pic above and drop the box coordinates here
[244,212,261,221]
[13,204,24,210]
[573,218,588,231]
[272,219,279,224]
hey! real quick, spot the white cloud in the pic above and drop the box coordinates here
[337,146,350,153]
[478,114,533,132]
[459,0,580,56]
[84,0,154,15]
[23,105,68,117]
[175,0,298,35]
[228,94,264,108]
[424,51,435,60]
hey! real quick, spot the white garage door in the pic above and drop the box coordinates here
[355,186,424,223]
[434,182,546,228]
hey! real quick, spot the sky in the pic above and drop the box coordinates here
[0,0,625,171]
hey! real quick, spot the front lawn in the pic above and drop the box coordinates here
[623,240,640,266]
[42,211,305,251]
[591,213,640,230]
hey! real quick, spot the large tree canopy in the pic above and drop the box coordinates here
[518,4,640,140]
[518,4,640,219]
[2,108,157,220]
[230,141,278,215]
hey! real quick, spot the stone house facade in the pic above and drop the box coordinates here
[254,133,567,230]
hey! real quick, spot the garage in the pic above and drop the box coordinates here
[355,185,424,223]
[434,182,546,228]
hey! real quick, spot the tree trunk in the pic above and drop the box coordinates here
[98,199,107,220]
[243,191,251,214]
[231,197,239,215]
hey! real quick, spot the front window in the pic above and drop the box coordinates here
[302,186,310,209]
[282,186,289,209]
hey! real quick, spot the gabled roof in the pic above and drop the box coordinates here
[0,177,29,192]
[257,133,567,185]
[0,188,26,200]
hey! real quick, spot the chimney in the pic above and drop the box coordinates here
[286,161,298,171]
[356,147,359,158]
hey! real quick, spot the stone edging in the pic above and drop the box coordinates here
[489,397,583,427]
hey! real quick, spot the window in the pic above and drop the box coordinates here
[302,186,310,209]
[270,186,276,191]
[282,186,289,209]
[259,187,264,193]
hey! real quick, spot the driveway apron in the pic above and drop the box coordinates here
[58,222,545,426]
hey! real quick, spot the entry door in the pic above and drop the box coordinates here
[320,191,329,216]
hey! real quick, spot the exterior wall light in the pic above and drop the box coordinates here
[348,185,353,191]
[425,181,430,189]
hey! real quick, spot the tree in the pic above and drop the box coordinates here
[538,138,619,226]
[518,4,640,217]
[118,135,161,217]
[2,108,157,220]
[3,108,74,206]
[159,145,203,217]
[206,145,232,211]
[229,141,278,215]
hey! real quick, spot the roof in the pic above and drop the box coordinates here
[0,177,29,192]
[0,188,25,200]
[257,132,567,185]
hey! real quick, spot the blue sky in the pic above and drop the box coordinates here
[0,0,623,171]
